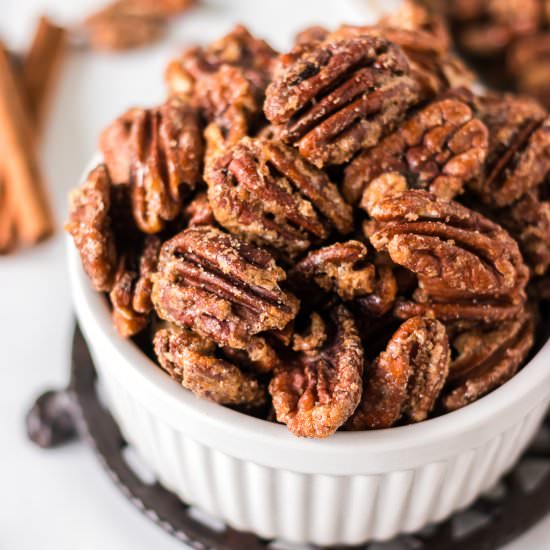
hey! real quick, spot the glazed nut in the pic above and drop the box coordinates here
[344,92,489,205]
[206,137,353,259]
[151,225,300,351]
[65,164,117,292]
[368,190,529,323]
[443,309,535,411]
[347,316,450,430]
[154,326,266,407]
[264,34,420,167]
[269,305,364,438]
[110,236,161,337]
[99,97,203,234]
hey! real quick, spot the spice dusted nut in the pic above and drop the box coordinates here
[473,94,550,208]
[99,97,203,233]
[154,326,266,407]
[151,225,300,351]
[165,24,277,100]
[206,137,353,260]
[367,190,529,323]
[290,241,375,301]
[346,316,450,430]
[269,305,364,438]
[110,235,161,337]
[344,91,489,205]
[264,35,421,167]
[66,164,117,292]
[443,309,535,411]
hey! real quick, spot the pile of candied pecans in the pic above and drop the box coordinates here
[67,1,550,438]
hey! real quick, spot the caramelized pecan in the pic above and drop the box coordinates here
[290,241,375,301]
[151,226,299,351]
[344,92,489,205]
[269,305,364,438]
[368,190,529,323]
[99,97,203,233]
[154,326,266,406]
[165,25,277,100]
[183,191,215,228]
[206,137,353,259]
[110,236,161,337]
[473,94,550,207]
[347,316,450,429]
[264,35,420,167]
[66,164,117,291]
[443,309,535,410]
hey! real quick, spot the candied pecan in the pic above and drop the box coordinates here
[347,316,450,429]
[357,263,398,318]
[344,92,489,205]
[154,326,266,406]
[447,0,541,56]
[183,191,215,228]
[165,25,277,99]
[473,94,550,207]
[443,309,534,411]
[66,164,116,292]
[367,190,529,323]
[264,35,420,167]
[290,241,375,301]
[206,137,353,259]
[110,236,160,337]
[269,305,364,438]
[151,226,299,352]
[497,191,550,276]
[292,312,327,352]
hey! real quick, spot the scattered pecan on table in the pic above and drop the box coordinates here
[67,18,550,438]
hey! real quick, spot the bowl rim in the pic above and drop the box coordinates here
[67,163,550,475]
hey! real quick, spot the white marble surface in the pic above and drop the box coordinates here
[1,0,549,548]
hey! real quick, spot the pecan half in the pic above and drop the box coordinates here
[269,305,364,438]
[206,137,353,259]
[151,226,300,351]
[290,241,375,301]
[367,190,529,323]
[473,94,550,207]
[344,91,489,205]
[165,25,277,100]
[66,164,117,292]
[264,35,420,167]
[346,316,450,429]
[110,236,161,337]
[99,97,203,233]
[443,309,535,411]
[154,326,266,406]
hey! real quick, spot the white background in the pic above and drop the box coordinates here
[0,1,548,548]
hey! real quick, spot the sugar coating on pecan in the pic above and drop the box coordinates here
[264,35,420,167]
[344,92,489,205]
[100,97,203,234]
[290,241,375,301]
[269,305,364,438]
[154,326,266,406]
[183,191,215,228]
[357,263,399,318]
[151,226,300,350]
[443,309,534,411]
[66,164,117,292]
[368,190,529,323]
[165,24,277,100]
[110,236,161,337]
[473,94,550,207]
[206,137,353,259]
[347,316,450,429]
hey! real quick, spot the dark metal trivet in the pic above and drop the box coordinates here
[26,324,550,550]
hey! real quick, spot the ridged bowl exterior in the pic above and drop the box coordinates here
[70,243,550,546]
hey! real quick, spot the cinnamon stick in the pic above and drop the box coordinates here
[0,42,53,245]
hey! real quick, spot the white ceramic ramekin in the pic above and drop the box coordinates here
[69,241,550,546]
